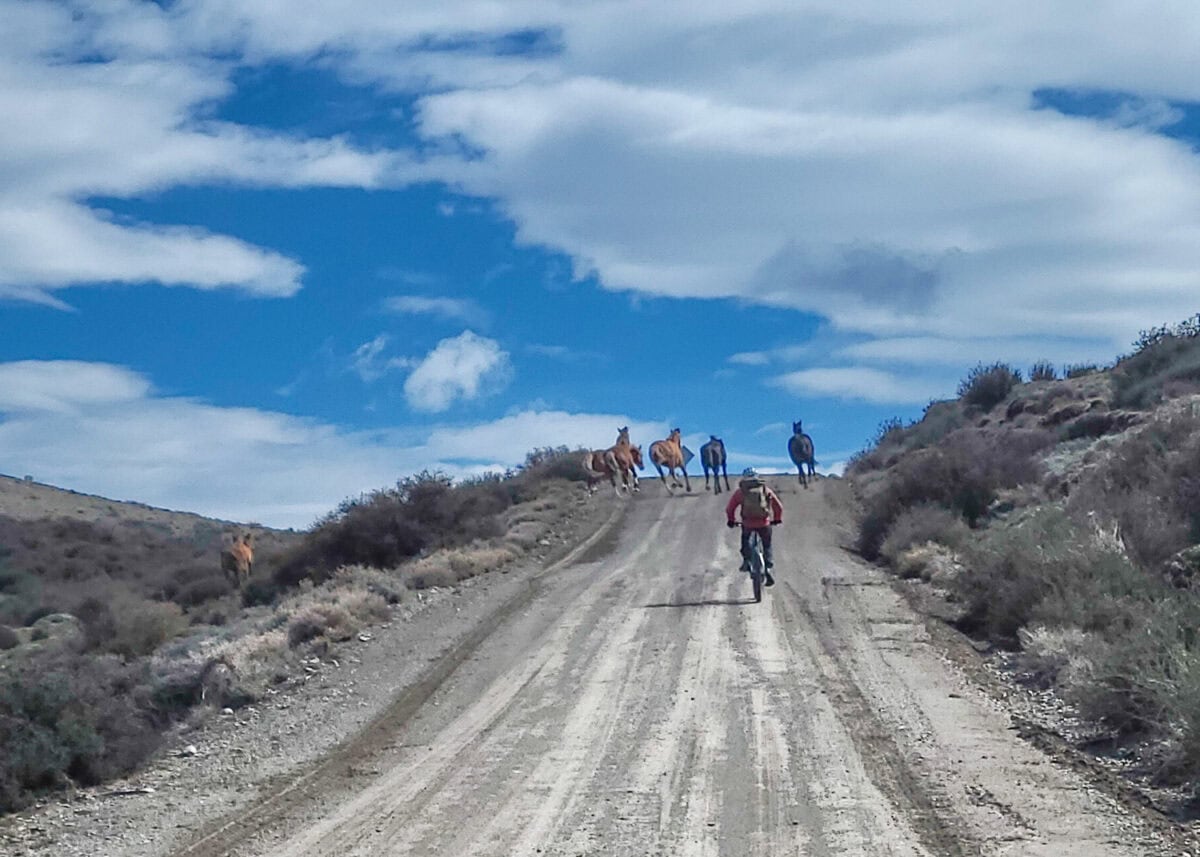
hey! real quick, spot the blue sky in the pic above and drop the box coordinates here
[2,2,1200,528]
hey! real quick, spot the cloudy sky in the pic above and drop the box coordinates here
[2,1,1198,528]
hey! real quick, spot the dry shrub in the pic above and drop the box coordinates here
[955,506,1156,647]
[1112,317,1200,409]
[0,653,162,812]
[1065,363,1100,378]
[1029,360,1057,382]
[447,546,517,581]
[1069,410,1200,568]
[405,566,457,591]
[880,504,969,568]
[1063,598,1200,780]
[1015,625,1094,689]
[504,520,547,551]
[959,362,1022,411]
[857,428,1051,559]
[894,544,940,581]
[283,584,389,647]
[333,565,406,604]
[76,593,188,658]
[1061,411,1117,440]
[0,624,18,650]
[206,629,289,678]
[401,542,519,590]
[287,604,352,647]
[848,405,965,476]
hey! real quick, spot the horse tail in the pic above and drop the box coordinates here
[582,451,606,478]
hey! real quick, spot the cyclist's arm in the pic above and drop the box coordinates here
[725,489,742,524]
[768,491,783,524]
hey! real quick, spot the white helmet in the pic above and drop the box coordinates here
[742,467,758,478]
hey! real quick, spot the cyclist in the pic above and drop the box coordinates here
[725,467,783,586]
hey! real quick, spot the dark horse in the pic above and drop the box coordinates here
[788,421,816,488]
[700,436,729,494]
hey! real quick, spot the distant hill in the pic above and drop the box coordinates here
[0,473,249,534]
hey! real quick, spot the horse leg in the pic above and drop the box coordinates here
[655,460,672,493]
[722,462,730,492]
[682,462,691,493]
[703,462,711,491]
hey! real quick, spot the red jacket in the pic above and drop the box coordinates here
[726,484,783,528]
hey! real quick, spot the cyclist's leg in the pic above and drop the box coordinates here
[739,527,751,571]
[761,526,774,568]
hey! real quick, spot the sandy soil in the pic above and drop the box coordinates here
[4,478,1194,856]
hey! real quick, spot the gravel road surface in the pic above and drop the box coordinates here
[168,479,1177,857]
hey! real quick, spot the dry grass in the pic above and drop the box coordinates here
[1015,625,1095,689]
[403,543,520,589]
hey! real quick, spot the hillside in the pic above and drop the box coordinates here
[846,317,1200,806]
[0,450,595,813]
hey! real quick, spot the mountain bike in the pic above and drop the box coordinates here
[746,528,765,603]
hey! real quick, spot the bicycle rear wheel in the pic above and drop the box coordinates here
[749,530,764,603]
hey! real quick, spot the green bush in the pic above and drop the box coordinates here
[1112,316,1200,409]
[520,446,589,482]
[1069,411,1200,568]
[1029,360,1057,382]
[955,507,1155,647]
[76,595,188,658]
[1064,363,1100,378]
[958,362,1022,411]
[0,654,163,812]
[879,504,970,567]
[847,407,965,476]
[273,453,580,587]
[856,428,1051,559]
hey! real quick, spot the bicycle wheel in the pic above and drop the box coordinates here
[749,530,764,603]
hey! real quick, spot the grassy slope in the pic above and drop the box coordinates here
[846,331,1200,794]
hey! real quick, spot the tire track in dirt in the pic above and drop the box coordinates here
[174,481,1182,857]
[173,499,634,857]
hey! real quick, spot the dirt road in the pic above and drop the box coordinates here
[177,479,1174,857]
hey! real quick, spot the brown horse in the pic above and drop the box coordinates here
[220,531,254,589]
[788,420,816,488]
[649,428,692,493]
[700,435,729,494]
[583,427,644,495]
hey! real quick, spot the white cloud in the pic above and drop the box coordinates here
[0,1,416,302]
[7,1,1200,365]
[728,351,770,367]
[835,336,1115,370]
[384,295,490,328]
[0,360,665,528]
[754,422,787,436]
[0,361,151,413]
[404,331,511,412]
[0,202,305,302]
[424,411,664,462]
[771,367,950,405]
[728,345,813,366]
[350,335,414,382]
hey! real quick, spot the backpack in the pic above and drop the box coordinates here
[739,478,769,518]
